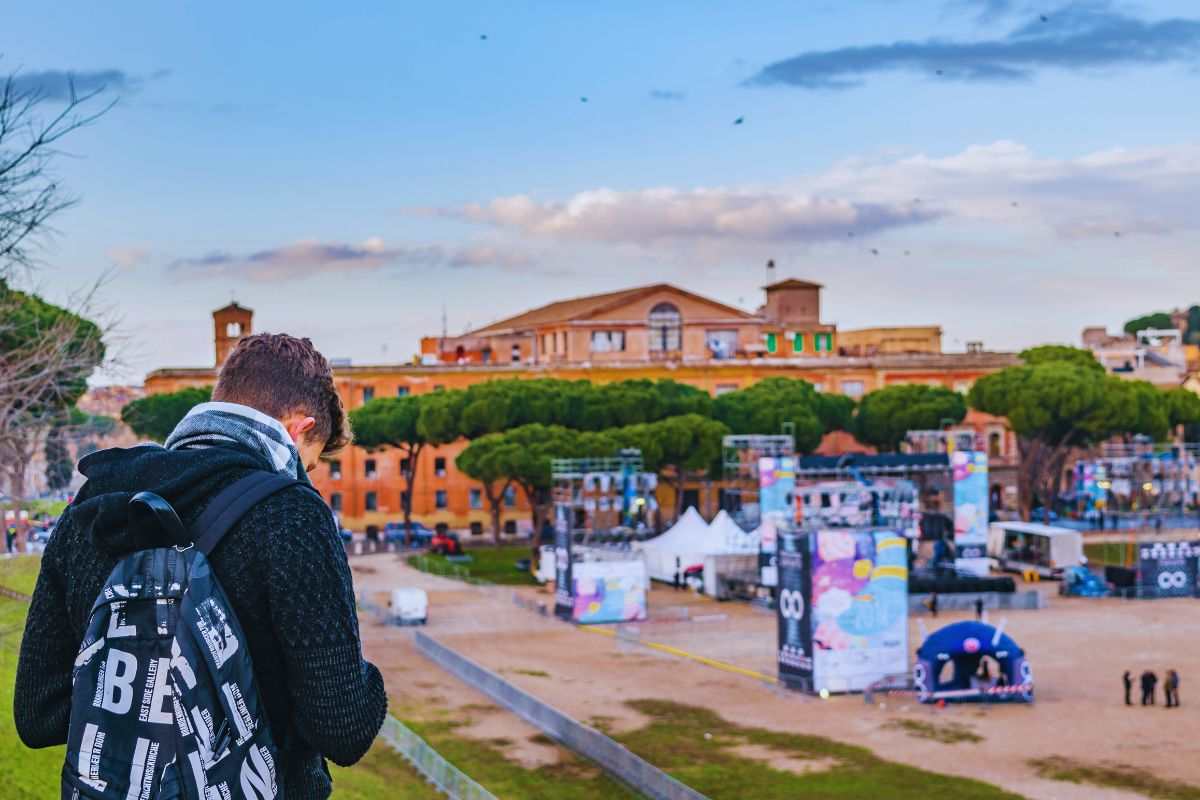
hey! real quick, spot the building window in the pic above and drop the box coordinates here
[365,459,377,479]
[365,491,377,512]
[435,490,448,509]
[481,347,492,364]
[511,343,521,363]
[397,386,410,397]
[362,386,375,403]
[765,332,778,354]
[504,486,517,507]
[329,459,342,480]
[434,457,447,477]
[715,383,739,397]
[330,492,343,513]
[590,330,626,353]
[225,321,242,337]
[989,432,1002,458]
[792,332,805,352]
[648,303,682,351]
[840,380,865,398]
[706,330,737,359]
[469,488,483,509]
[814,333,834,352]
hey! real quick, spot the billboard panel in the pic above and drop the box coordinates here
[759,456,797,587]
[554,507,573,620]
[809,530,909,693]
[1137,541,1199,599]
[952,450,990,576]
[572,561,648,624]
[776,531,813,691]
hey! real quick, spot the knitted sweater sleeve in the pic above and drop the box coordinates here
[13,513,78,748]
[264,488,387,766]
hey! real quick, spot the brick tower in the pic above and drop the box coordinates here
[213,302,253,366]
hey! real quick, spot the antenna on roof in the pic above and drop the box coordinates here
[765,258,776,286]
[441,304,447,340]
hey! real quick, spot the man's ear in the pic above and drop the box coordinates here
[285,415,316,444]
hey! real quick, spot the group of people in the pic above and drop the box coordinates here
[1124,669,1182,707]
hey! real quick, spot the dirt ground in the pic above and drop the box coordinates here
[351,554,1200,800]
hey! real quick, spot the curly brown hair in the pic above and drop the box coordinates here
[213,333,351,456]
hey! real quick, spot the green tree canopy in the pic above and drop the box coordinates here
[713,377,846,453]
[853,384,967,452]
[1019,345,1104,371]
[1123,312,1173,336]
[120,386,212,442]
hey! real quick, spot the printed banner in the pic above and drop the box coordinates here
[952,450,990,576]
[809,530,909,693]
[1137,540,1199,599]
[572,561,648,624]
[554,508,574,620]
[776,530,813,691]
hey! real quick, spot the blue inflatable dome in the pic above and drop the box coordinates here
[917,621,1024,662]
[914,620,1033,703]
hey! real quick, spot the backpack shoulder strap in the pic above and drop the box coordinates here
[190,470,316,556]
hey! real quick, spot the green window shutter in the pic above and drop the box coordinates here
[765,332,777,353]
[793,332,804,352]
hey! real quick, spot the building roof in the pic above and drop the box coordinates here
[213,301,252,314]
[763,278,823,291]
[465,282,754,336]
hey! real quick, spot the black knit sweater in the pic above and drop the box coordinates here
[14,443,387,799]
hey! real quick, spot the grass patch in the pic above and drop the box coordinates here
[407,544,537,585]
[1084,541,1135,567]
[884,718,984,744]
[406,717,637,799]
[0,556,42,597]
[1030,756,1200,800]
[511,668,551,678]
[617,699,1023,800]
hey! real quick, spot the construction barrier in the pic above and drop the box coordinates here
[414,631,709,800]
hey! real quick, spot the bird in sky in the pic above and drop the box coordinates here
[870,248,879,256]
[847,231,855,238]
[733,116,744,125]
[1011,201,1020,207]
[936,69,944,76]
[904,250,911,256]
[480,33,488,40]
[580,96,588,103]
[1040,14,1049,22]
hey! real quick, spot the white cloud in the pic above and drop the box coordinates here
[106,245,151,271]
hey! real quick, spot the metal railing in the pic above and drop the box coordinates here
[378,715,498,800]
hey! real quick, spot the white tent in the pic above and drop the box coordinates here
[639,507,757,583]
[707,509,760,554]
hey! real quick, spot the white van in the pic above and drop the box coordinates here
[987,521,1084,578]
[390,588,429,625]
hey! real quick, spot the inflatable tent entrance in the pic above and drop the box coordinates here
[914,621,1033,703]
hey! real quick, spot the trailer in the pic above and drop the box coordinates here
[987,521,1084,579]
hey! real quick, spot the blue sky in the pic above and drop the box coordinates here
[6,0,1200,382]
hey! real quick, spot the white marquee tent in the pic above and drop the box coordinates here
[639,507,758,583]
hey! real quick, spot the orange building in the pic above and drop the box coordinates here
[143,281,1019,532]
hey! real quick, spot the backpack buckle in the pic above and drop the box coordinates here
[174,543,194,553]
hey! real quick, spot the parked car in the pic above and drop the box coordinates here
[385,521,434,546]
[29,526,53,545]
[431,530,463,556]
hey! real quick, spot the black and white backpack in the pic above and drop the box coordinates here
[64,471,313,800]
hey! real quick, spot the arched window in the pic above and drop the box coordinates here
[648,303,682,351]
[226,321,242,337]
[988,431,1002,458]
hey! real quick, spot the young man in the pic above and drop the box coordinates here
[15,333,387,799]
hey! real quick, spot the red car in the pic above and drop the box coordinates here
[431,531,463,556]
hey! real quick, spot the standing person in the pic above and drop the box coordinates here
[974,597,984,620]
[15,334,388,799]
[4,522,15,554]
[929,592,940,618]
[1166,670,1180,708]
[1123,670,1133,706]
[673,556,682,591]
[1141,670,1158,706]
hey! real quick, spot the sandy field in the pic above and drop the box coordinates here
[351,554,1200,800]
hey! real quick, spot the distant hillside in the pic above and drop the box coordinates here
[1124,306,1200,343]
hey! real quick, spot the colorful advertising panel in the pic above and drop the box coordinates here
[572,561,648,624]
[759,456,797,587]
[1137,541,1199,599]
[952,450,990,576]
[809,530,909,693]
[776,530,813,691]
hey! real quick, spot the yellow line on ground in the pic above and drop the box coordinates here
[578,625,778,685]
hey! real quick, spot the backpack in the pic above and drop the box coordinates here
[63,471,316,800]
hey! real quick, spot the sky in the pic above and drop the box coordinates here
[5,0,1200,383]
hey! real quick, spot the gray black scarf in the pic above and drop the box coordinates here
[164,401,307,482]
